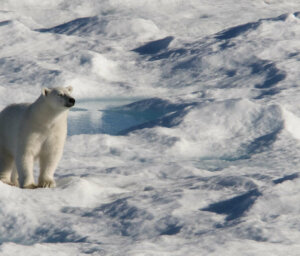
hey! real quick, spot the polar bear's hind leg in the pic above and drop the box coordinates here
[16,153,37,189]
[11,165,19,187]
[0,151,13,185]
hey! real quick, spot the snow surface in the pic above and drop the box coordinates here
[1,0,300,255]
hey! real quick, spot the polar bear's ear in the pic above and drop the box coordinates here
[42,88,51,96]
[66,86,73,93]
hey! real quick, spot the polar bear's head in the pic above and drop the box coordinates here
[42,86,75,109]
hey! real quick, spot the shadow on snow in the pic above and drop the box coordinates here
[202,189,261,221]
[132,36,174,55]
[36,16,102,35]
[62,197,182,238]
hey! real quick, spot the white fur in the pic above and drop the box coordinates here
[0,86,75,188]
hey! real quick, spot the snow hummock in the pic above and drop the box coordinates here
[2,0,300,255]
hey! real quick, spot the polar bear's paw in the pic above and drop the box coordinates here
[0,178,16,187]
[11,179,19,187]
[23,183,38,189]
[38,179,56,188]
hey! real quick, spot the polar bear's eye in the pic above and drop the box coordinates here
[58,93,64,97]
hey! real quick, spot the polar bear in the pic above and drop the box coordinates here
[0,86,75,189]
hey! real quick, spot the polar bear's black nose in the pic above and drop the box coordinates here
[69,98,75,106]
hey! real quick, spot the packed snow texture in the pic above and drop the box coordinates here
[1,0,300,255]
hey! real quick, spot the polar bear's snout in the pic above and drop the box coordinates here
[65,97,75,108]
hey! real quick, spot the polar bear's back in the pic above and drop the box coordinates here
[0,103,30,155]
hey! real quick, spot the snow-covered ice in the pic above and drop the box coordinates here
[2,0,300,255]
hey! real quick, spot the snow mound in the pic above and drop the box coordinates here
[168,99,283,160]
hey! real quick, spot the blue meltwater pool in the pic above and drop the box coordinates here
[68,97,191,136]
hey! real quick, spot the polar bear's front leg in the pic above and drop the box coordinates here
[38,138,65,188]
[16,153,37,189]
[38,153,60,188]
[38,126,67,188]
